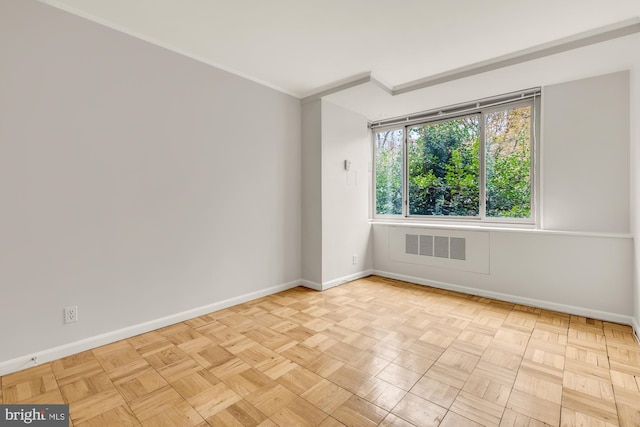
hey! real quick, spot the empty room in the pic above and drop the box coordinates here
[1,0,640,426]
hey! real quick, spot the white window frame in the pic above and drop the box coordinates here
[372,90,540,226]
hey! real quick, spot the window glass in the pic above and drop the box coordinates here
[408,116,480,216]
[485,105,532,218]
[375,129,403,215]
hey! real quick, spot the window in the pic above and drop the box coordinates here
[373,91,538,223]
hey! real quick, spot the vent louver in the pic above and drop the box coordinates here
[406,234,466,261]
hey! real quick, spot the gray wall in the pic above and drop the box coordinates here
[542,72,630,233]
[301,100,322,285]
[631,67,640,336]
[373,226,632,320]
[301,99,373,289]
[321,100,372,286]
[0,1,301,363]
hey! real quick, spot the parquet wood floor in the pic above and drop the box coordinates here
[2,276,640,426]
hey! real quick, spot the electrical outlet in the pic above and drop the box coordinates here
[64,305,78,324]
[352,254,357,265]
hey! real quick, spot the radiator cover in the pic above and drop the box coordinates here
[390,226,490,274]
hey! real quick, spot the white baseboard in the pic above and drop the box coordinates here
[300,270,374,291]
[321,270,374,291]
[373,270,637,328]
[0,279,301,376]
[300,279,322,291]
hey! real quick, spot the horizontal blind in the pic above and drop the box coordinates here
[369,87,540,130]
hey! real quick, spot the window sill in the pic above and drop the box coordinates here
[369,219,632,239]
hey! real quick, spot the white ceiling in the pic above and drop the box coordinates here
[41,0,640,101]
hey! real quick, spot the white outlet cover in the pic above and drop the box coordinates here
[64,306,78,323]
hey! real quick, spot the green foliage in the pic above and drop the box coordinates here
[408,117,479,216]
[485,107,531,218]
[375,130,403,215]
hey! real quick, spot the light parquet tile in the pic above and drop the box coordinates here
[607,343,640,375]
[276,365,324,396]
[514,363,563,405]
[204,398,266,427]
[537,311,571,330]
[224,368,273,398]
[506,388,561,426]
[318,417,346,427]
[440,410,485,427]
[269,396,329,427]
[301,379,352,413]
[92,341,149,381]
[192,344,235,369]
[323,324,360,342]
[139,400,205,427]
[375,363,422,391]
[560,407,619,427]
[450,330,493,357]
[410,376,459,408]
[61,370,118,404]
[350,351,390,376]
[75,405,139,427]
[1,276,639,426]
[379,413,417,426]
[425,348,479,389]
[610,369,640,391]
[492,327,531,355]
[169,369,220,400]
[244,383,297,417]
[523,345,565,372]
[392,350,436,375]
[302,353,344,378]
[561,387,619,425]
[113,367,169,402]
[331,395,387,427]
[128,386,185,422]
[463,366,513,407]
[480,346,523,373]
[390,392,447,427]
[188,382,242,419]
[568,326,607,352]
[355,376,407,411]
[153,356,202,383]
[51,351,104,385]
[405,339,446,361]
[302,332,339,353]
[504,311,538,332]
[562,370,615,401]
[449,390,504,427]
[500,408,553,427]
[69,388,128,425]
[280,344,323,366]
[326,364,373,395]
[1,364,62,404]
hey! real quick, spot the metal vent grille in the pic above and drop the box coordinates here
[405,234,466,261]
